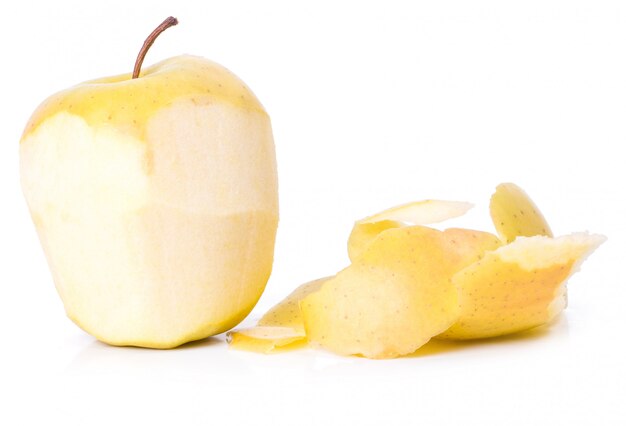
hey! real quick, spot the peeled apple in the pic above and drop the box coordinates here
[20,18,278,348]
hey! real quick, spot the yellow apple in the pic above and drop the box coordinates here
[19,18,278,348]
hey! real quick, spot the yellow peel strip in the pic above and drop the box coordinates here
[438,233,606,340]
[348,200,473,261]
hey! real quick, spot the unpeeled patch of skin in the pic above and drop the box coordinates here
[22,55,265,141]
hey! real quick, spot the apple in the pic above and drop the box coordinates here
[19,17,278,348]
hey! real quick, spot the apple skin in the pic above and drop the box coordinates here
[20,55,278,348]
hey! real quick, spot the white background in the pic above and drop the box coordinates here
[2,1,625,424]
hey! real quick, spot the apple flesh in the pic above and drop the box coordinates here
[20,55,278,348]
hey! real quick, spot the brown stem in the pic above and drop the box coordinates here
[132,16,178,79]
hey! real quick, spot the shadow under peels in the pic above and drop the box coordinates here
[408,315,568,358]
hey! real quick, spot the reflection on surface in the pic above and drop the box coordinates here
[64,334,255,380]
[63,314,570,380]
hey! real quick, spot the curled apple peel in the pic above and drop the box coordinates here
[229,184,604,358]
[302,226,501,359]
[226,326,306,354]
[490,182,553,243]
[226,277,329,353]
[347,200,473,261]
[437,233,605,340]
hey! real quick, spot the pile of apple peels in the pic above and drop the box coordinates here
[227,183,605,359]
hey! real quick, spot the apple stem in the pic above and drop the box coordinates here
[132,16,179,79]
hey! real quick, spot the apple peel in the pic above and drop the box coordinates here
[226,277,330,353]
[228,183,604,359]
[348,200,473,261]
[301,226,502,359]
[490,182,552,243]
[226,326,306,353]
[438,233,605,340]
[258,277,330,331]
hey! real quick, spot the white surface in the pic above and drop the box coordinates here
[2,1,625,424]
